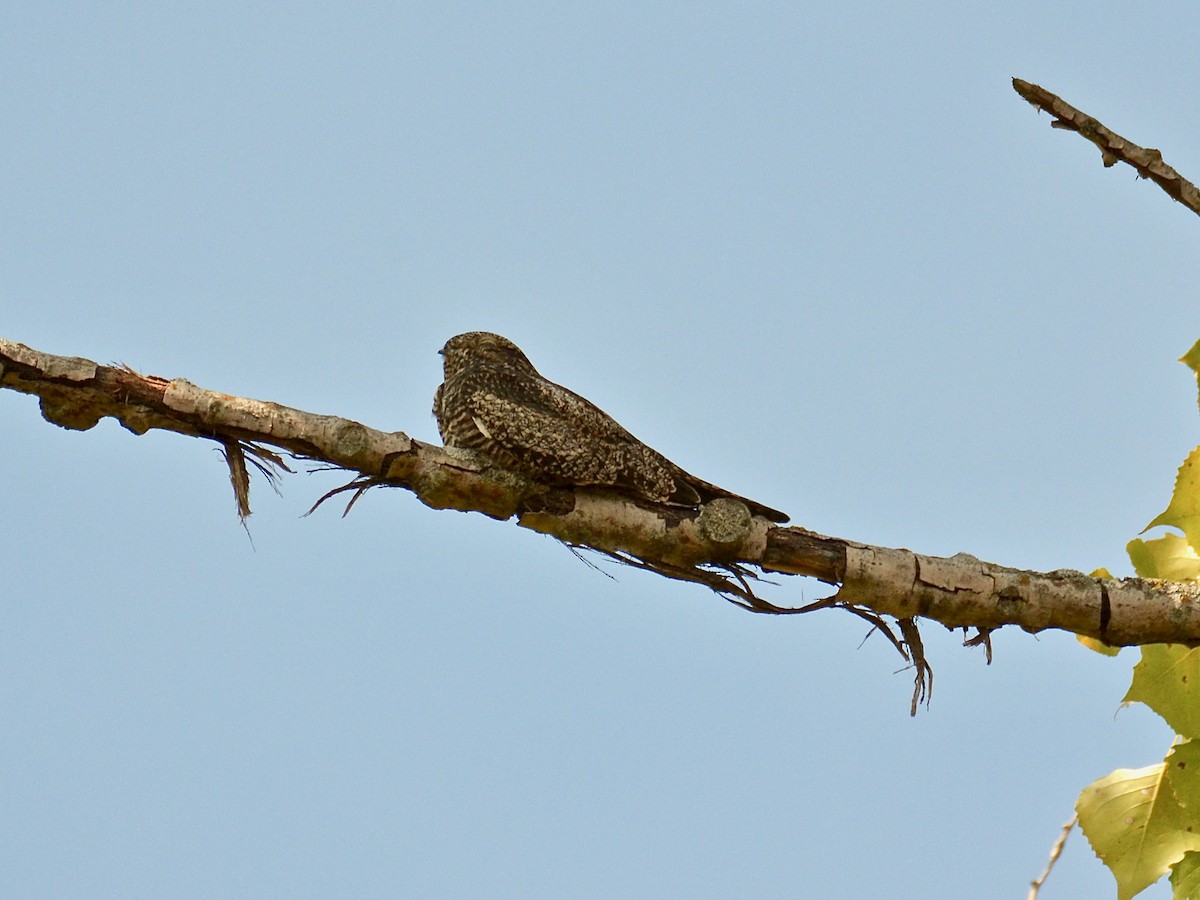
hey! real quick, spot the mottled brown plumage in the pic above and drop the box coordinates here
[432,332,789,523]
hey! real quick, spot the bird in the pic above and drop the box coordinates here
[432,331,789,523]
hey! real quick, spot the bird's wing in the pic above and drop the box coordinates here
[464,384,786,519]
[466,386,692,503]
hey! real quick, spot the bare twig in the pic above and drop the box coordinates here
[1027,814,1077,900]
[1013,78,1200,218]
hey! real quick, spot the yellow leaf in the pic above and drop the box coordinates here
[1146,447,1200,556]
[1166,742,1200,813]
[1078,635,1122,656]
[1180,338,1200,382]
[1182,338,1200,420]
[1128,535,1200,581]
[1077,762,1200,900]
[1125,646,1200,739]
[1171,849,1200,898]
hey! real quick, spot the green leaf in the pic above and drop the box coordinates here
[1128,535,1200,581]
[1146,447,1200,555]
[1077,763,1200,900]
[1166,742,1200,813]
[1125,646,1200,740]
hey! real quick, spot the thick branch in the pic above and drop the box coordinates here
[4,337,1198,645]
[1013,77,1200,218]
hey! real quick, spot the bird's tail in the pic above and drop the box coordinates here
[684,473,790,524]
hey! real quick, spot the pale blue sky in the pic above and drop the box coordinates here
[2,4,1196,897]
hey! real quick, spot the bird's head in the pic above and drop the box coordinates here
[439,332,538,378]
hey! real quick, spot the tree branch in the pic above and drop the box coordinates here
[4,336,1198,648]
[1013,77,1200,218]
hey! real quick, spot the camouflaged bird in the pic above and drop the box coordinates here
[432,332,789,523]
